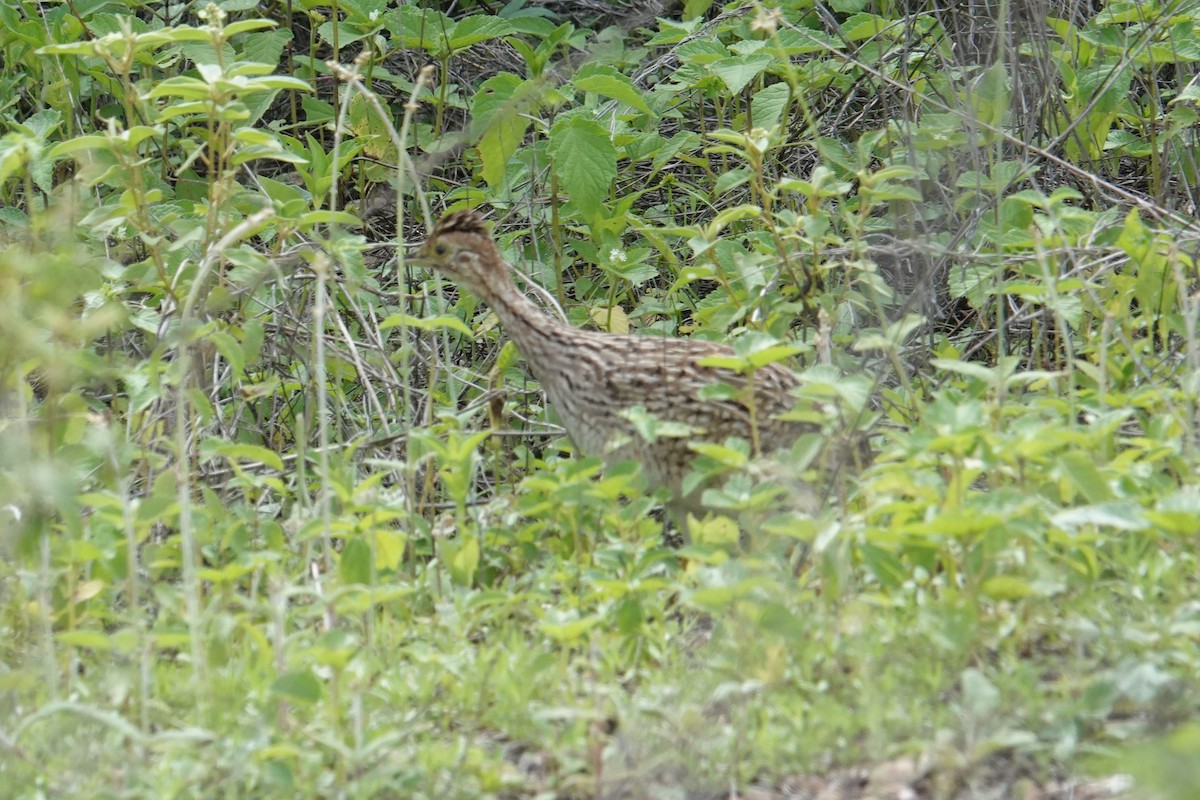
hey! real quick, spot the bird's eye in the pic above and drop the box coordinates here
[433,243,448,256]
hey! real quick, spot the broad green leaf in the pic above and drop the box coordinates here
[449,537,480,585]
[685,577,758,612]
[709,53,774,95]
[201,439,285,471]
[49,126,161,157]
[961,668,1000,717]
[317,20,371,48]
[614,596,644,634]
[676,39,727,65]
[971,63,1010,130]
[374,530,406,571]
[747,343,805,369]
[1146,491,1200,534]
[841,13,888,41]
[272,670,322,704]
[980,576,1037,600]
[447,15,513,51]
[208,330,244,377]
[1056,452,1112,503]
[238,28,292,67]
[18,109,61,140]
[339,537,372,585]
[218,0,260,12]
[548,115,616,219]
[380,313,473,337]
[145,76,212,101]
[223,19,277,37]
[540,614,602,643]
[946,263,997,308]
[750,82,789,129]
[386,5,451,51]
[472,73,535,189]
[298,210,363,227]
[0,135,31,186]
[861,542,906,587]
[588,305,630,333]
[773,26,843,55]
[932,358,998,384]
[573,71,655,117]
[1053,502,1146,531]
[704,204,762,237]
[691,514,740,546]
[57,631,113,650]
[714,167,751,195]
[646,16,703,47]
[688,442,749,467]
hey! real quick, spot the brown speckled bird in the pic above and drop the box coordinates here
[414,210,809,518]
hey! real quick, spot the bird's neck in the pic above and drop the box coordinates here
[472,272,579,371]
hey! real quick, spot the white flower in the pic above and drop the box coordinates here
[609,248,627,263]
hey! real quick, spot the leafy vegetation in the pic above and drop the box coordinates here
[2,0,1199,797]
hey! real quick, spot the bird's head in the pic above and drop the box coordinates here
[412,210,508,293]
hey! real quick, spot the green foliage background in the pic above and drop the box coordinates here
[1,0,1199,797]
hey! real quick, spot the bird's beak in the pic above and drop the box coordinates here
[405,245,430,265]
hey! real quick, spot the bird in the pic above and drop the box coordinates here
[412,210,811,524]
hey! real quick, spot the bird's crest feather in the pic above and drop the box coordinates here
[432,210,488,238]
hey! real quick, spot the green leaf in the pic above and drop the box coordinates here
[961,668,1000,718]
[573,69,655,117]
[19,109,61,140]
[317,20,371,48]
[709,53,775,95]
[339,537,372,585]
[145,76,212,101]
[448,15,513,52]
[932,358,998,385]
[1053,502,1146,531]
[714,167,751,195]
[57,631,113,650]
[540,613,602,643]
[0,135,30,186]
[201,439,285,471]
[548,115,617,220]
[840,13,888,41]
[374,530,406,571]
[676,39,727,65]
[971,62,1010,130]
[472,73,535,189]
[684,576,758,612]
[1056,452,1112,503]
[209,330,244,377]
[271,670,322,704]
[450,537,480,585]
[298,210,363,227]
[380,313,473,337]
[218,0,260,11]
[647,16,703,46]
[861,543,907,587]
[946,263,997,308]
[688,442,749,467]
[704,203,762,237]
[1146,490,1200,534]
[614,596,644,634]
[980,576,1036,601]
[222,19,277,37]
[750,82,789,129]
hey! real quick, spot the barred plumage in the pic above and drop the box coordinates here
[414,210,810,515]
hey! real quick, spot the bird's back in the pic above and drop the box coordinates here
[518,325,805,493]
